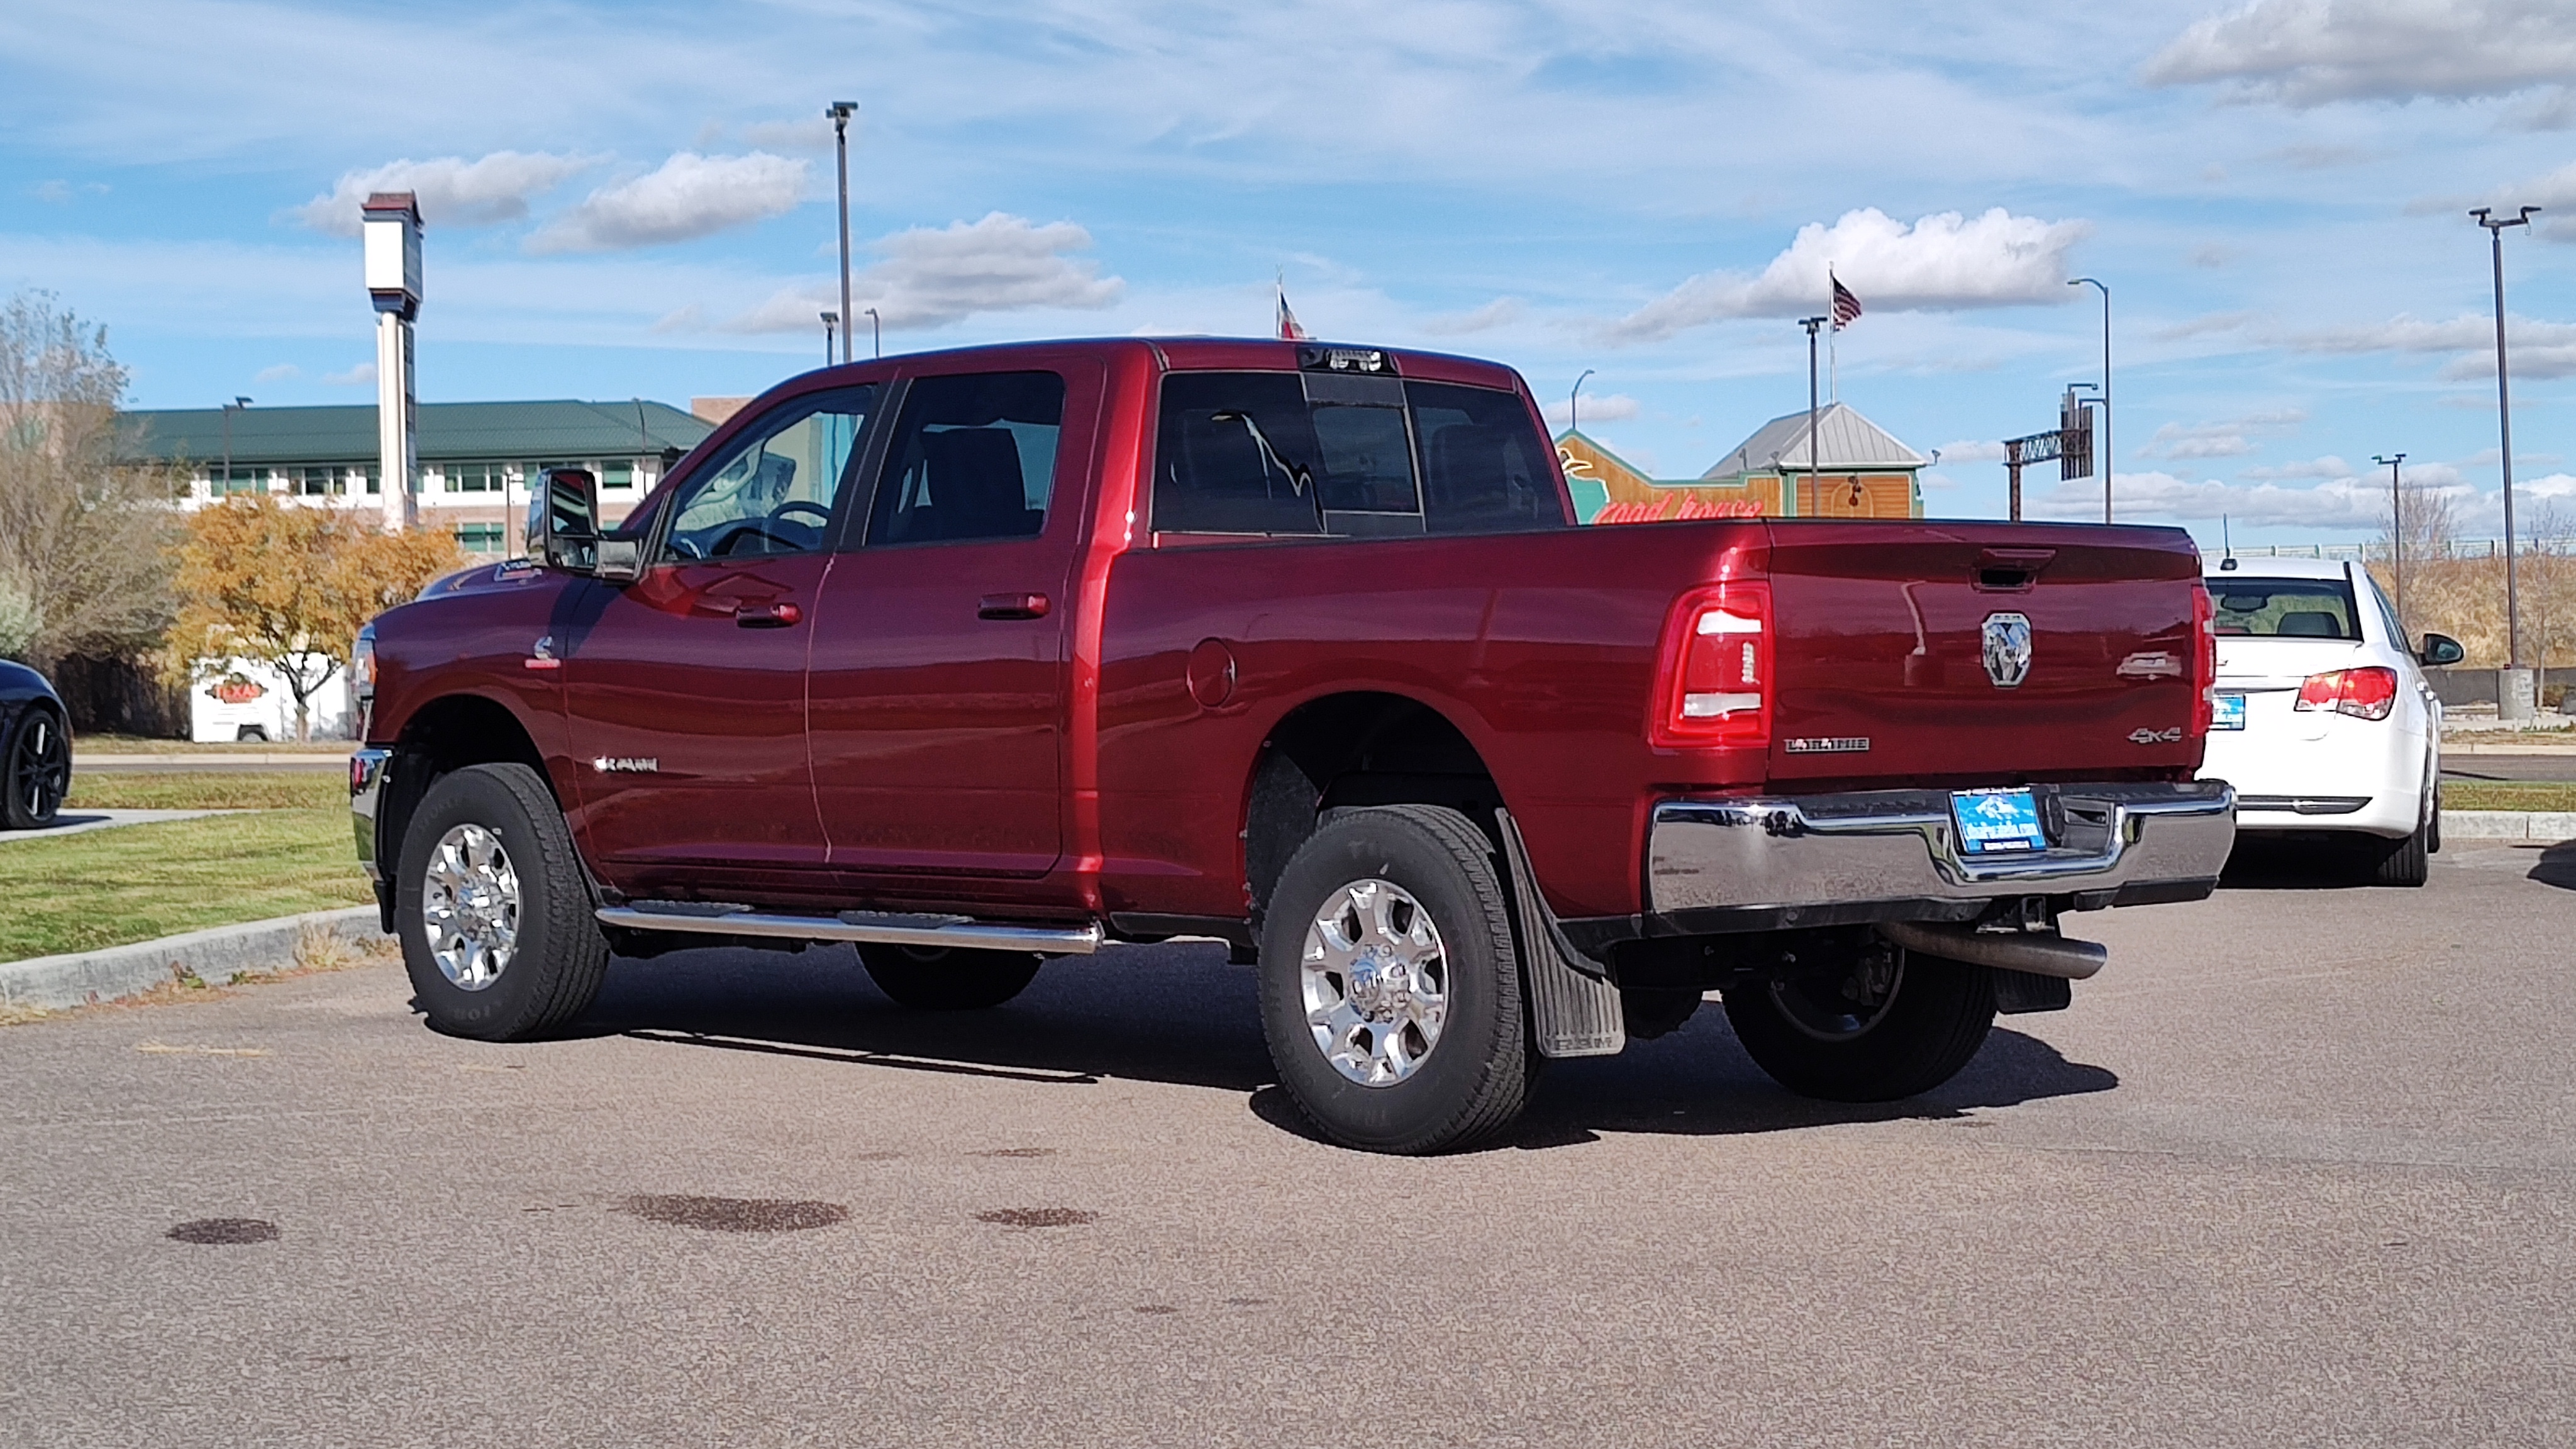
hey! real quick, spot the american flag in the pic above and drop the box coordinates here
[1276,284,1309,341]
[1831,274,1862,330]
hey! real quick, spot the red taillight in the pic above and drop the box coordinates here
[1651,579,1772,749]
[2293,666,2399,721]
[2192,582,2216,737]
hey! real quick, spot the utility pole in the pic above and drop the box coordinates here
[828,101,858,367]
[1800,317,1826,519]
[2070,277,2110,522]
[821,311,838,368]
[2473,205,2539,718]
[1570,369,1594,435]
[2373,452,2407,633]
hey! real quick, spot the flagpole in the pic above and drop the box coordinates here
[1827,266,1838,402]
[1801,316,1826,519]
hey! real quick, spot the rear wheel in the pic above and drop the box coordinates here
[855,945,1041,1010]
[395,763,609,1041]
[2365,820,2431,887]
[3,707,69,830]
[1257,804,1535,1154]
[1723,936,1996,1102]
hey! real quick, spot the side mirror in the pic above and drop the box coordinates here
[2418,633,2465,668]
[527,467,599,573]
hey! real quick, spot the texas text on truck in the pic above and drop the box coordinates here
[349,337,2234,1153]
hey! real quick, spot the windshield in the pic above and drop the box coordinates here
[2207,577,2360,640]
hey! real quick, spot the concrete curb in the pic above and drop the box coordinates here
[0,906,386,1014]
[2440,809,2576,843]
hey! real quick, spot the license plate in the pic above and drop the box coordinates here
[2212,692,2246,730]
[1951,787,2048,855]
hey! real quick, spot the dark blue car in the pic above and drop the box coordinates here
[1,660,70,829]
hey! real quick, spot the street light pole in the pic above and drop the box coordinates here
[2070,277,2110,522]
[2473,205,2539,710]
[1800,317,1827,519]
[827,101,858,367]
[821,311,838,367]
[2373,453,2408,633]
[1570,369,1594,436]
[864,306,880,360]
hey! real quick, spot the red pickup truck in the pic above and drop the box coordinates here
[351,337,2233,1153]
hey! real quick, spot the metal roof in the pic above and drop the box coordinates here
[113,400,713,467]
[1702,401,1926,479]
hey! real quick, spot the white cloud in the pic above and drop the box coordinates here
[252,362,299,383]
[1603,208,2089,344]
[1931,439,2007,464]
[1420,297,1524,336]
[2145,0,2576,106]
[323,362,375,386]
[2138,409,2306,461]
[2287,311,2576,378]
[527,152,808,254]
[292,151,597,235]
[33,180,70,204]
[1543,392,1640,428]
[717,213,1123,333]
[2030,469,2385,528]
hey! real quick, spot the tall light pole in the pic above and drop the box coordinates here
[2070,277,2110,523]
[864,306,880,360]
[220,395,252,496]
[821,311,838,368]
[1570,368,1594,435]
[2373,452,2408,633]
[1800,317,1827,519]
[827,101,858,367]
[2473,205,2539,715]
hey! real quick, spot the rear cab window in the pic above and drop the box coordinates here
[1152,367,1566,540]
[2207,577,2362,639]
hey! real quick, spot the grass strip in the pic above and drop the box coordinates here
[66,770,344,812]
[0,810,370,961]
[77,735,348,755]
[2443,779,2576,813]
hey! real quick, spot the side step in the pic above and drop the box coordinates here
[597,903,1104,956]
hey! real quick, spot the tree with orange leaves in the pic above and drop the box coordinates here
[170,496,464,740]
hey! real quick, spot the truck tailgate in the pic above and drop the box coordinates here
[1762,521,2205,783]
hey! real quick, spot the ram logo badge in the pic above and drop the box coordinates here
[1981,612,2033,689]
[592,757,660,774]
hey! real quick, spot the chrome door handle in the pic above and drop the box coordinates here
[978,592,1051,621]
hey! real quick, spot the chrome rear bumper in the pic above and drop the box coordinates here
[1638,780,2235,935]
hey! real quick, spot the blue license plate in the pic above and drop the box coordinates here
[2212,692,2246,730]
[1952,787,2048,855]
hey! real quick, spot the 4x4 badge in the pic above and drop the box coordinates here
[1981,612,2033,689]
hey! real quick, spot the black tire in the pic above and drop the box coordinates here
[3,706,70,830]
[856,944,1042,1010]
[2428,779,2443,855]
[394,762,609,1041]
[2366,821,2431,887]
[1257,804,1535,1155]
[1723,940,1996,1102]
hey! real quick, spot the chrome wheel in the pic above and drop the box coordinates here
[1301,877,1450,1086]
[421,823,520,991]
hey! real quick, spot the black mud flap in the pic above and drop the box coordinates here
[1496,809,1624,1058]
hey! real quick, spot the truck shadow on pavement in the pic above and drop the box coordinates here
[578,940,2118,1150]
[2531,842,2576,891]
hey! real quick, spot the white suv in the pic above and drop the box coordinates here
[2198,557,2463,886]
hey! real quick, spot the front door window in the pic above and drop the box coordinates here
[663,388,874,560]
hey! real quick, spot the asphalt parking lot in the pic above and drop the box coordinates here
[4,840,2571,1447]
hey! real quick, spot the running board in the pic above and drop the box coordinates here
[597,903,1104,955]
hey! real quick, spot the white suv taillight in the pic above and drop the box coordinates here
[1651,579,1772,749]
[2294,665,2397,720]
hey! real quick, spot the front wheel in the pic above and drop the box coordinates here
[856,944,1041,1010]
[1257,804,1535,1155]
[395,762,609,1041]
[1723,936,1996,1102]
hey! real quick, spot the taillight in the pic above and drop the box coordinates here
[1651,579,1772,749]
[2293,666,2398,721]
[2192,582,2216,736]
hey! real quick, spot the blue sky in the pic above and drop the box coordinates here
[6,0,2576,547]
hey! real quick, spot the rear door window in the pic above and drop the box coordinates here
[1151,371,1565,538]
[865,371,1065,547]
[2207,577,2361,638]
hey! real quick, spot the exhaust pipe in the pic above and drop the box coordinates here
[1877,919,2106,980]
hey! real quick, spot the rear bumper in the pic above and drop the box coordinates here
[1587,780,2235,944]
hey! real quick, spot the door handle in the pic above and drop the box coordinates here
[978,592,1052,621]
[734,602,802,629]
